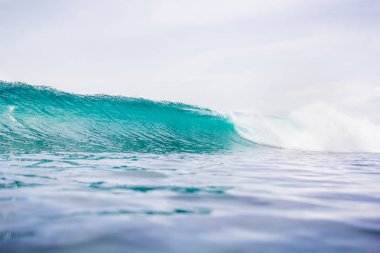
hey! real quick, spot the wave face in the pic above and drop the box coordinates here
[0,82,250,154]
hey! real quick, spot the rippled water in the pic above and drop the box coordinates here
[1,148,380,253]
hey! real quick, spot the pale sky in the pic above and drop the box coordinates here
[1,0,380,120]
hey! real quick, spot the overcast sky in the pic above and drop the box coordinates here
[0,0,379,119]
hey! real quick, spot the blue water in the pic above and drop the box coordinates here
[1,82,380,252]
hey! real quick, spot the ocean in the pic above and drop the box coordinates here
[1,82,380,252]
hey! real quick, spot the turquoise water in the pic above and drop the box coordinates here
[0,82,249,153]
[1,82,380,252]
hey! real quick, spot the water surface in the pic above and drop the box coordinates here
[1,149,380,253]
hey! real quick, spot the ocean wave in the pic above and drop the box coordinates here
[0,81,250,153]
[2,81,380,153]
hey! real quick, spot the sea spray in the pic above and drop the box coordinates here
[230,103,380,152]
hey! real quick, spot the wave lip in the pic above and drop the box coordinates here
[0,81,250,154]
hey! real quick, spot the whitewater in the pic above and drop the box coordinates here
[1,81,380,253]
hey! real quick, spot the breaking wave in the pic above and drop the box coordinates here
[1,81,380,153]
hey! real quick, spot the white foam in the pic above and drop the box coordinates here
[231,103,380,152]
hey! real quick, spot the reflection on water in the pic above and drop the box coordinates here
[1,148,380,252]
